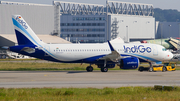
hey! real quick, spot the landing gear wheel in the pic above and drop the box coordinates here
[162,66,166,72]
[101,67,108,72]
[138,66,144,72]
[86,66,93,72]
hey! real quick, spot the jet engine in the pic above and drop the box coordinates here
[119,57,139,69]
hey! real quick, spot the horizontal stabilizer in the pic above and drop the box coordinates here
[20,47,35,53]
[2,46,9,50]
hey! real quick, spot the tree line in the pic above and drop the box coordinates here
[154,8,180,22]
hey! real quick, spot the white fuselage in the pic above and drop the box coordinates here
[41,42,173,62]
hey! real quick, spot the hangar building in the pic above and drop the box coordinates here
[55,1,155,43]
[156,22,180,39]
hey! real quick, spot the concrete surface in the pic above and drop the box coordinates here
[0,70,180,88]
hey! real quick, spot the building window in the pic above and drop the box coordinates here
[61,23,105,26]
[87,23,91,26]
[92,23,96,26]
[95,17,99,20]
[62,34,105,38]
[82,23,86,26]
[61,28,105,32]
[72,17,105,21]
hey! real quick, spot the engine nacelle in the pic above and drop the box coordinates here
[119,57,139,69]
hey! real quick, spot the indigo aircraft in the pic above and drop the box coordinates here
[9,15,173,72]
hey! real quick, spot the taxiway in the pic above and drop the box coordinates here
[0,70,180,88]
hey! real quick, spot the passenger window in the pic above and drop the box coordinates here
[162,48,166,51]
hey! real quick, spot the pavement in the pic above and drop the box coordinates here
[0,70,180,88]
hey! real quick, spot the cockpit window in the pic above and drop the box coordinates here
[162,48,166,51]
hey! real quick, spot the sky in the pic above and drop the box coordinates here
[2,0,180,11]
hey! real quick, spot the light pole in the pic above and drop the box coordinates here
[160,23,163,45]
[168,24,171,36]
[178,23,180,53]
[126,26,129,42]
[106,0,108,41]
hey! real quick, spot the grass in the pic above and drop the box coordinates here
[0,60,122,71]
[0,87,180,101]
[0,62,91,71]
[0,58,40,61]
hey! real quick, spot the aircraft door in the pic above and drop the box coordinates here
[152,45,158,56]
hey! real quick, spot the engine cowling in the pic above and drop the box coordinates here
[119,57,139,69]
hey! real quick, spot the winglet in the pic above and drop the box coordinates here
[108,41,115,51]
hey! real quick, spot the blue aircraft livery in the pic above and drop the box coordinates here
[16,16,28,29]
[124,45,151,53]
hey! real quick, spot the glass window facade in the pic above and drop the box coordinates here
[73,17,105,21]
[61,23,105,26]
[60,16,106,43]
[61,28,105,32]
[61,34,105,37]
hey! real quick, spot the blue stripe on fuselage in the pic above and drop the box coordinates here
[123,53,161,62]
[11,45,159,63]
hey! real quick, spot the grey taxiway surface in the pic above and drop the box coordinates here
[0,70,180,88]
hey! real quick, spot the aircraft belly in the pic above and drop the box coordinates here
[53,52,104,62]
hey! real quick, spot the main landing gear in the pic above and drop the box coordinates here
[100,60,108,72]
[101,67,108,72]
[86,65,109,72]
[86,65,93,72]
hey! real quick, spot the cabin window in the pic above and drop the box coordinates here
[162,48,166,51]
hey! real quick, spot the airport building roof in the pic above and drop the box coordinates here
[0,34,71,47]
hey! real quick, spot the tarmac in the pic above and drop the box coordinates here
[0,70,180,88]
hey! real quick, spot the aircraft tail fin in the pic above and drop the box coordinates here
[12,15,42,46]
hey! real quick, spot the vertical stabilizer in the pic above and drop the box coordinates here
[12,15,42,46]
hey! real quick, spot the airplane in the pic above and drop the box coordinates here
[9,15,173,72]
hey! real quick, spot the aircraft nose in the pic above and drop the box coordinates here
[166,52,173,60]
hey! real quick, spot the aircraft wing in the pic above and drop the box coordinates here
[98,41,121,62]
